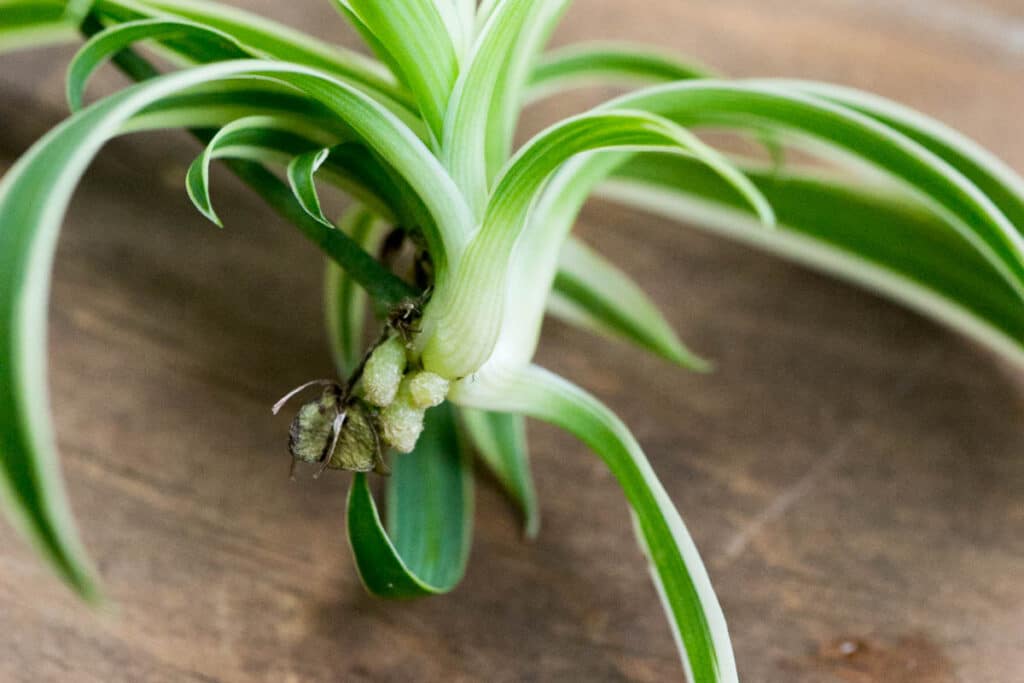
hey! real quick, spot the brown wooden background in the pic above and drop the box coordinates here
[2,1,1023,681]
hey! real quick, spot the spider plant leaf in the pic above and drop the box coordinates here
[228,157,418,306]
[422,109,772,379]
[528,42,714,103]
[329,0,459,142]
[611,81,1024,302]
[145,88,419,232]
[109,54,474,265]
[324,205,390,375]
[451,365,735,683]
[327,2,408,93]
[485,152,638,370]
[347,402,473,598]
[94,0,411,110]
[0,58,458,595]
[111,80,410,300]
[603,153,1024,367]
[175,118,415,303]
[117,81,334,133]
[300,143,412,228]
[475,0,499,27]
[430,0,471,59]
[779,80,1024,231]
[286,148,334,227]
[185,115,336,227]
[480,0,570,186]
[485,110,773,253]
[441,0,549,216]
[282,139,450,255]
[66,17,251,112]
[0,71,246,599]
[123,88,403,222]
[0,68,283,603]
[78,8,424,134]
[552,236,710,371]
[525,47,784,165]
[452,0,475,52]
[459,408,539,538]
[0,0,80,53]
[283,143,418,233]
[244,67,472,272]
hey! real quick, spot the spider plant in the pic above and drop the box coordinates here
[2,0,1024,680]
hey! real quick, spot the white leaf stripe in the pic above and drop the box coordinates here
[452,364,733,683]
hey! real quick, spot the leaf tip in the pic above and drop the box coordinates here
[523,510,541,540]
[669,346,715,373]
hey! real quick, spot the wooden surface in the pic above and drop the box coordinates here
[2,1,1024,681]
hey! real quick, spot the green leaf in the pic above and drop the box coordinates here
[528,41,714,103]
[99,47,472,262]
[779,80,1024,232]
[127,89,405,222]
[177,118,415,304]
[185,115,337,227]
[0,58,452,596]
[483,152,637,372]
[324,205,390,375]
[94,0,413,112]
[604,152,1024,366]
[283,144,422,235]
[327,2,408,93]
[0,66,290,606]
[0,0,80,53]
[552,236,710,371]
[479,0,570,186]
[117,81,336,133]
[441,0,548,216]
[81,44,418,305]
[611,80,1024,302]
[286,148,334,227]
[452,364,734,683]
[249,67,472,273]
[147,110,417,304]
[227,157,417,306]
[330,0,459,142]
[422,108,772,379]
[66,17,251,112]
[460,408,539,538]
[347,402,473,597]
[431,0,472,59]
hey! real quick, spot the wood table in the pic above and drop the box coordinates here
[1,1,1022,680]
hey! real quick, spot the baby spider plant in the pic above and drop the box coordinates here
[3,0,1024,680]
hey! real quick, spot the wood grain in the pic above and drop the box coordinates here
[2,1,1023,681]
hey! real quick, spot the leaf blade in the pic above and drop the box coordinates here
[604,152,1024,366]
[423,108,771,379]
[611,80,1024,302]
[452,365,734,683]
[347,402,473,597]
[0,0,80,53]
[66,16,251,112]
[553,236,710,370]
[97,0,411,110]
[441,0,551,215]
[331,0,459,140]
[780,80,1024,231]
[0,57,451,594]
[460,408,539,537]
[528,41,714,103]
[324,205,390,375]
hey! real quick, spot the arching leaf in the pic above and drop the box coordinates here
[347,403,473,598]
